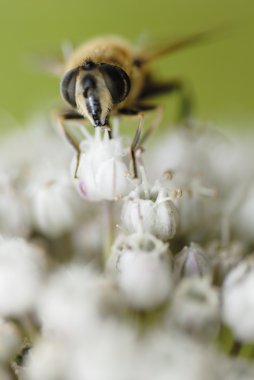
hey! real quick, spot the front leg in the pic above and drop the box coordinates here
[55,110,88,178]
[118,105,163,179]
[55,110,87,150]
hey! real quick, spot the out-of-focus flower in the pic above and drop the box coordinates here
[0,237,46,317]
[23,336,69,380]
[37,265,123,341]
[147,126,211,180]
[169,278,220,340]
[173,176,218,241]
[121,173,180,241]
[28,168,83,238]
[0,319,21,362]
[108,233,172,310]
[222,358,254,380]
[139,330,220,380]
[232,182,254,244]
[0,175,30,237]
[0,118,71,178]
[66,323,138,380]
[0,366,14,380]
[207,240,246,281]
[72,128,134,201]
[222,255,254,342]
[174,242,211,281]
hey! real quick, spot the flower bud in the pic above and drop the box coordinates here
[72,128,134,201]
[30,176,82,238]
[0,319,21,362]
[25,336,68,380]
[222,255,254,342]
[108,233,173,310]
[0,237,46,317]
[169,278,220,340]
[121,179,179,241]
[174,243,211,281]
[0,175,30,237]
[232,183,254,244]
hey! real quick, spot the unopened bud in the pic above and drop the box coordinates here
[108,233,173,310]
[222,255,254,342]
[174,243,211,281]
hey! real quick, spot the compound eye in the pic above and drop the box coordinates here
[60,68,79,107]
[99,63,131,104]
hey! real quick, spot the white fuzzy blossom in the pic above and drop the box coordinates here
[169,278,220,339]
[109,233,173,310]
[72,128,134,201]
[23,336,69,380]
[0,319,21,362]
[232,182,254,243]
[121,173,180,241]
[37,265,123,341]
[28,168,83,238]
[0,175,30,237]
[207,240,246,279]
[0,116,254,379]
[222,256,254,342]
[0,237,46,317]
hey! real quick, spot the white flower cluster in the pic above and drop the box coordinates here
[0,118,253,379]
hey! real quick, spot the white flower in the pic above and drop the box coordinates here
[139,330,220,380]
[174,242,211,280]
[24,336,69,380]
[169,278,220,339]
[29,170,83,238]
[0,366,14,380]
[0,237,46,317]
[147,126,211,182]
[222,359,254,380]
[0,175,30,237]
[66,323,138,380]
[108,233,173,310]
[207,240,245,280]
[0,319,21,362]
[37,265,123,341]
[121,174,179,241]
[222,256,254,342]
[72,128,134,201]
[173,176,218,240]
[232,182,254,244]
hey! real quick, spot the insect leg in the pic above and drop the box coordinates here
[119,104,163,146]
[55,111,84,150]
[55,111,87,178]
[138,106,164,146]
[130,113,144,179]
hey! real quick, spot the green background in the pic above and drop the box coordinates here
[0,0,253,130]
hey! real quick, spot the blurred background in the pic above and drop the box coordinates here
[0,0,253,131]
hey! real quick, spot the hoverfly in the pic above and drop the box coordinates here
[56,31,214,177]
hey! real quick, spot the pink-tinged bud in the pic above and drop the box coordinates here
[174,243,211,281]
